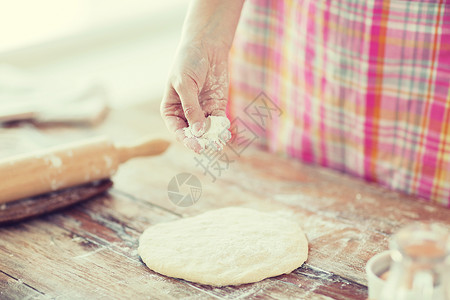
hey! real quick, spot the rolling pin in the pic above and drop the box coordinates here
[0,136,170,204]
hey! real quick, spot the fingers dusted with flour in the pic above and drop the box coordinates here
[160,0,244,153]
[160,44,209,153]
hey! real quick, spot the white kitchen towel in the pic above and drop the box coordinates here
[0,65,109,125]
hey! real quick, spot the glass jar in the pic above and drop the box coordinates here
[380,223,449,300]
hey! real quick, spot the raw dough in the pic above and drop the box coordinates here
[138,207,308,286]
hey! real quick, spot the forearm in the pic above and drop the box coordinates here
[180,0,245,50]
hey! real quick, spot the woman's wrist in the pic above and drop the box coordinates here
[179,0,244,51]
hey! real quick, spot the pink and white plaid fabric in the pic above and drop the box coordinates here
[229,0,450,206]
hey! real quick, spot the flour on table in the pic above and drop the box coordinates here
[138,207,308,286]
[183,116,230,151]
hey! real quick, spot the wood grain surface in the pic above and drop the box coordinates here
[0,180,113,224]
[1,101,449,300]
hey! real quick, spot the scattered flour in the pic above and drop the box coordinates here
[45,155,62,168]
[183,116,231,151]
[103,155,113,169]
[50,178,63,190]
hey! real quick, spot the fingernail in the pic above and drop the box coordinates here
[192,122,205,137]
[224,130,232,142]
[219,130,231,143]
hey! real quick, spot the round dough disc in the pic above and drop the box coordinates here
[138,207,308,286]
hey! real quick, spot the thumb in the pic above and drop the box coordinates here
[175,77,206,136]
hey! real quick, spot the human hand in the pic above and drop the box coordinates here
[160,0,243,153]
[160,42,231,153]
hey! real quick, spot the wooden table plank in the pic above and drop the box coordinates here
[1,187,367,299]
[111,144,388,286]
[0,200,215,299]
[110,130,450,286]
[1,102,449,299]
[50,190,368,299]
[235,149,449,234]
[0,271,45,300]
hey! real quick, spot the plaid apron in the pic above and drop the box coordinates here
[229,0,450,206]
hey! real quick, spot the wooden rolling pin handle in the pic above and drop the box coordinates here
[116,138,171,163]
[0,136,171,205]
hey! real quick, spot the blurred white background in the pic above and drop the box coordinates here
[0,0,189,108]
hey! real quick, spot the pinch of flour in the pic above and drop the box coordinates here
[183,116,230,152]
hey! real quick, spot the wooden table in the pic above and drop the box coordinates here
[1,101,449,300]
